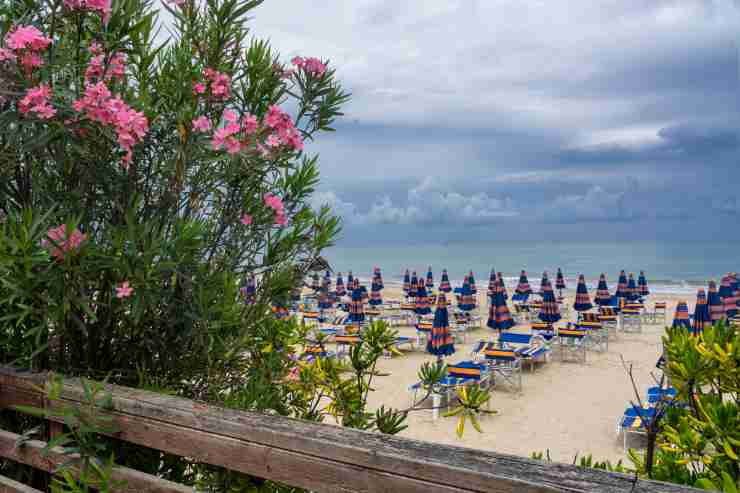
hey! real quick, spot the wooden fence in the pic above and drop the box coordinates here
[0,366,705,493]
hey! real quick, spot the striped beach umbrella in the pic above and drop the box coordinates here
[497,272,509,301]
[425,266,434,290]
[487,269,497,299]
[409,271,419,298]
[439,269,452,293]
[638,271,649,297]
[468,271,477,295]
[324,270,332,290]
[692,289,711,334]
[733,273,740,314]
[594,273,612,306]
[615,270,629,299]
[347,271,354,289]
[317,276,333,310]
[402,269,411,295]
[707,281,724,323]
[458,276,476,312]
[515,270,532,297]
[427,293,455,358]
[719,274,738,318]
[672,301,691,329]
[335,273,346,298]
[573,274,593,312]
[373,266,384,290]
[348,278,365,327]
[487,274,514,333]
[310,272,321,292]
[369,272,383,306]
[360,283,369,303]
[626,273,640,302]
[555,268,566,295]
[415,278,432,316]
[240,273,257,304]
[538,272,561,323]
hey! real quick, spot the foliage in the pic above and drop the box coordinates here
[530,450,628,473]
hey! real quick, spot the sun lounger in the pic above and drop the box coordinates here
[334,334,362,359]
[408,361,491,418]
[556,327,588,363]
[530,322,555,342]
[617,406,655,453]
[621,308,643,333]
[576,314,608,352]
[512,303,530,323]
[598,307,619,338]
[498,332,549,371]
[482,344,522,392]
[647,302,667,325]
[300,345,335,360]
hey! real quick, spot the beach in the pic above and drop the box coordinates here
[312,283,692,465]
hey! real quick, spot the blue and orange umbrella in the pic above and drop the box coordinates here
[719,274,738,319]
[427,293,455,358]
[555,268,566,295]
[515,270,532,297]
[626,273,640,302]
[638,271,649,297]
[347,271,354,289]
[348,278,365,326]
[692,289,711,334]
[615,270,629,299]
[415,278,432,316]
[497,272,509,301]
[310,272,321,292]
[402,269,411,295]
[369,272,383,306]
[707,281,724,323]
[594,273,612,306]
[373,266,384,291]
[425,266,434,290]
[468,271,477,295]
[573,274,593,312]
[318,276,333,310]
[409,271,419,298]
[538,272,561,323]
[335,272,346,297]
[672,301,691,329]
[439,269,452,293]
[458,276,476,312]
[487,273,514,333]
[487,269,497,299]
[324,270,332,291]
[272,299,290,319]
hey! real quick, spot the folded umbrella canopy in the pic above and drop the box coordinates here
[317,275,333,310]
[348,278,365,327]
[555,268,566,295]
[310,272,321,292]
[458,276,476,312]
[346,271,354,289]
[497,272,509,301]
[672,301,691,329]
[487,268,497,299]
[439,269,452,293]
[241,273,257,304]
[335,272,346,298]
[515,270,532,300]
[427,293,455,358]
[594,273,612,306]
[719,274,738,319]
[626,273,640,302]
[402,269,411,295]
[409,271,419,299]
[573,274,593,312]
[615,270,629,299]
[707,280,724,323]
[425,266,434,290]
[373,266,384,291]
[692,289,711,335]
[487,272,515,333]
[538,272,561,323]
[369,270,383,306]
[468,270,477,295]
[415,278,432,316]
[638,271,649,297]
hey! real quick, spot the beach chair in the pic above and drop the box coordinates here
[617,406,655,453]
[577,313,608,352]
[512,303,530,323]
[415,321,433,347]
[499,332,549,371]
[621,308,643,333]
[555,327,588,363]
[482,344,522,392]
[334,334,362,359]
[408,361,490,418]
[598,307,619,339]
[530,322,556,343]
[300,344,335,360]
[651,302,667,325]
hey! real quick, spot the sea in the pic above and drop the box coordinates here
[323,240,738,295]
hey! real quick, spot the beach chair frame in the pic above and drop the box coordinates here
[482,346,523,392]
[555,328,588,363]
[621,310,643,333]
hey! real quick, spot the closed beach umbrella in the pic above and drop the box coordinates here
[324,270,332,290]
[427,293,455,358]
[468,270,477,295]
[348,278,365,327]
[707,281,724,323]
[318,276,333,310]
[538,272,561,323]
[515,270,532,297]
[360,283,369,302]
[733,273,740,310]
[458,276,476,312]
[615,270,629,299]
[626,273,640,302]
[487,274,515,333]
[555,268,566,295]
[439,269,452,293]
[426,266,434,290]
[672,301,691,329]
[415,278,432,316]
[369,273,383,306]
[347,271,354,289]
[692,289,711,334]
[487,269,497,299]
[310,272,321,292]
[594,273,612,306]
[241,273,257,304]
[497,272,509,301]
[719,274,738,318]
[573,274,593,312]
[335,273,346,297]
[638,271,649,297]
[373,266,384,290]
[402,269,411,295]
[409,271,419,298]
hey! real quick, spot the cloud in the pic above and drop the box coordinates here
[544,185,641,223]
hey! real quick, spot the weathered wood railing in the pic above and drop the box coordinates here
[0,366,703,493]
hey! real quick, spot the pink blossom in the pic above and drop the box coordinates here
[116,281,134,299]
[41,224,86,261]
[240,214,252,226]
[0,48,16,62]
[290,55,326,76]
[224,138,242,154]
[18,85,56,120]
[63,0,111,21]
[3,26,52,71]
[241,114,258,134]
[265,133,280,148]
[85,51,126,83]
[264,193,288,226]
[290,56,304,68]
[199,68,231,100]
[192,116,211,132]
[193,82,206,94]
[223,109,238,123]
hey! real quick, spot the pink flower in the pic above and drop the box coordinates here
[265,133,281,148]
[41,224,86,261]
[166,0,186,5]
[241,114,258,134]
[116,281,134,299]
[18,85,56,120]
[224,137,242,154]
[291,56,304,68]
[192,116,211,132]
[5,26,52,51]
[0,48,16,62]
[199,68,231,100]
[223,109,238,123]
[264,193,288,227]
[240,214,252,225]
[63,0,111,21]
[193,82,206,94]
[290,55,326,76]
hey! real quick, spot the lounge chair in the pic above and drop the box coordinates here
[598,307,619,339]
[334,334,362,359]
[512,303,530,323]
[530,322,556,342]
[481,344,522,392]
[621,308,643,333]
[300,344,335,360]
[408,361,491,418]
[555,327,588,363]
[577,313,608,352]
[617,406,655,453]
[650,302,667,325]
[498,332,549,371]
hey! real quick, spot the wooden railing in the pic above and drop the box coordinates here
[0,366,703,493]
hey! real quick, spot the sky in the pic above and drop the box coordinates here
[249,0,740,245]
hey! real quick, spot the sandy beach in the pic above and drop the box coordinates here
[309,284,692,465]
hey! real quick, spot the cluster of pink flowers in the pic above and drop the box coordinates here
[264,193,288,226]
[291,56,327,76]
[73,82,149,167]
[263,105,303,151]
[210,109,258,155]
[194,68,231,101]
[85,42,126,83]
[19,84,56,119]
[116,281,133,298]
[41,224,86,261]
[240,213,252,226]
[2,25,52,71]
[63,0,112,22]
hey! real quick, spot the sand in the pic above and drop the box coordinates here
[307,285,692,465]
